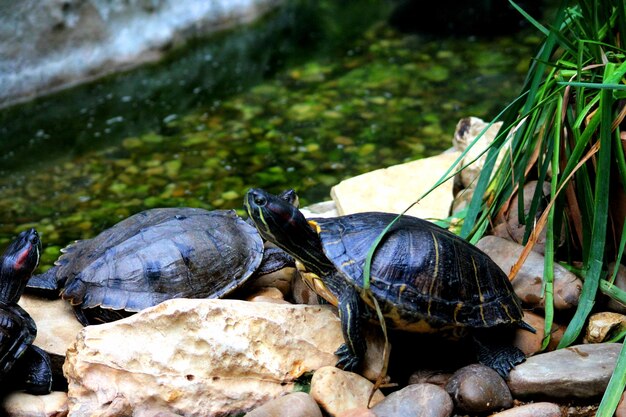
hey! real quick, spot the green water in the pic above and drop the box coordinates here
[0,1,538,269]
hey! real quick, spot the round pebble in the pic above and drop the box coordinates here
[310,366,384,416]
[489,401,562,417]
[444,364,512,414]
[371,383,453,417]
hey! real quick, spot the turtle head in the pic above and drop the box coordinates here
[0,228,41,303]
[245,188,331,276]
[245,188,306,245]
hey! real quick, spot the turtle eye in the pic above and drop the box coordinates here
[254,195,267,207]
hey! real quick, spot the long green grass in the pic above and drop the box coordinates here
[364,0,625,413]
[458,1,626,414]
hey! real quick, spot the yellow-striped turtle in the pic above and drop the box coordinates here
[244,188,534,377]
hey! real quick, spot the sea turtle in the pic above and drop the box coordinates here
[244,188,534,377]
[28,192,297,326]
[0,228,52,394]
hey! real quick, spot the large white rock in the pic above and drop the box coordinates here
[64,299,346,416]
[330,152,460,219]
[18,294,83,358]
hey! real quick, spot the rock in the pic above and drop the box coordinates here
[246,287,290,304]
[452,116,504,189]
[616,391,626,417]
[476,236,582,310]
[584,311,626,343]
[490,402,562,417]
[407,370,451,388]
[310,367,384,416]
[606,262,626,313]
[513,311,565,356]
[444,364,512,414]
[245,263,296,297]
[291,271,322,306]
[245,392,322,417]
[0,0,282,107]
[337,408,377,417]
[330,153,460,219]
[18,294,84,387]
[1,391,68,417]
[64,299,369,417]
[371,383,453,417]
[300,201,339,218]
[507,343,621,399]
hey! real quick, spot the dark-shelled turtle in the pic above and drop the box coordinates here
[28,193,297,326]
[244,188,534,377]
[0,228,53,394]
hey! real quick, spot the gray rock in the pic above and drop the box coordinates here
[245,392,322,417]
[507,343,621,399]
[371,383,453,417]
[490,402,562,417]
[444,364,512,414]
[0,0,282,107]
[476,236,582,310]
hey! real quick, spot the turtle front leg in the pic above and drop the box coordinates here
[335,287,366,372]
[472,330,526,378]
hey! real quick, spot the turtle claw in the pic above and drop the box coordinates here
[334,344,361,372]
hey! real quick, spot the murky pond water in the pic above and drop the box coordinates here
[0,1,538,269]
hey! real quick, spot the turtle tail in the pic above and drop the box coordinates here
[25,266,61,298]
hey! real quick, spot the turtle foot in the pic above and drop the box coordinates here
[334,344,361,372]
[475,341,526,378]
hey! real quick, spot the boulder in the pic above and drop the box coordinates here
[64,299,369,416]
[330,152,460,219]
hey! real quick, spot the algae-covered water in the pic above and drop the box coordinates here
[0,1,538,269]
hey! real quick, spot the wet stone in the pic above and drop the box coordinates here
[444,364,512,414]
[507,343,621,399]
[606,262,626,314]
[371,383,453,417]
[490,402,562,417]
[245,392,322,417]
[310,367,384,416]
[336,407,377,417]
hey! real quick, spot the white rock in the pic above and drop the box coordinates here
[1,391,68,417]
[18,294,83,357]
[331,153,460,219]
[63,299,362,417]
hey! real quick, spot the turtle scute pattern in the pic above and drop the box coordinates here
[315,212,524,330]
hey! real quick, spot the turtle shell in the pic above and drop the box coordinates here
[312,212,524,330]
[57,208,263,315]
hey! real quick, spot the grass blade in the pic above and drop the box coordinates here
[558,63,615,348]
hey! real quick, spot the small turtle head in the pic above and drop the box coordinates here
[0,228,41,303]
[245,188,305,245]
